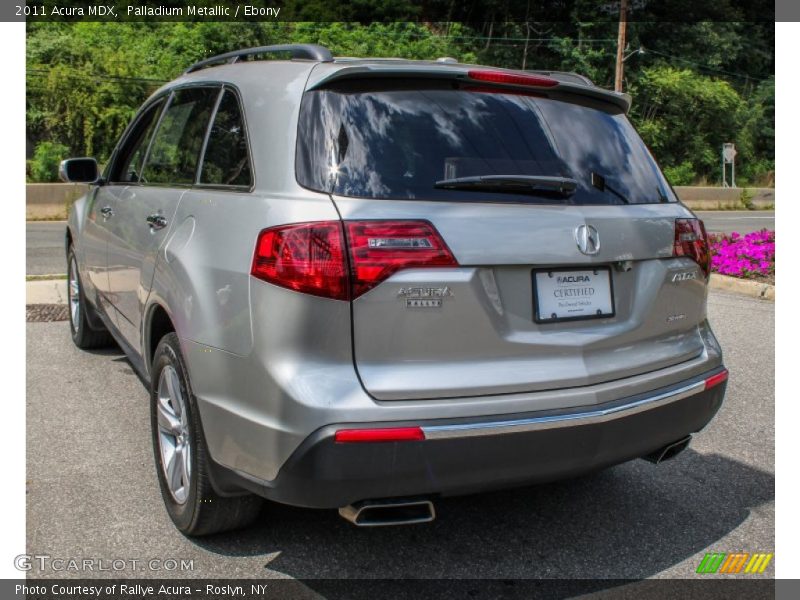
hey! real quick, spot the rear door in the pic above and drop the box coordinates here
[297,79,709,401]
[104,85,220,350]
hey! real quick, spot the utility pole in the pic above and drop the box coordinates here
[614,0,628,92]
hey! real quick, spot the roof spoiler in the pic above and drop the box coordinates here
[306,65,632,113]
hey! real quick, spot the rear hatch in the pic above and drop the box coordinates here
[296,72,709,400]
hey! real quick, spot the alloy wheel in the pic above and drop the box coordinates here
[156,365,192,504]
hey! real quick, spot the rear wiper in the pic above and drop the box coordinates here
[590,172,630,204]
[434,175,578,197]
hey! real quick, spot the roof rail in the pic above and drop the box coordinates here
[184,44,334,74]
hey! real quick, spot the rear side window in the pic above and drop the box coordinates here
[199,89,252,187]
[142,87,219,185]
[296,80,676,205]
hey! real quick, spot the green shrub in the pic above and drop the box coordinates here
[29,142,70,182]
[662,161,696,186]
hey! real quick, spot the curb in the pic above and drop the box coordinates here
[709,273,774,301]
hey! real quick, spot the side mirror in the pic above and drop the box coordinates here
[59,158,100,184]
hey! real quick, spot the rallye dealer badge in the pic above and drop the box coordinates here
[398,286,453,308]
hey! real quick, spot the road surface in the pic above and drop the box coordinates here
[25,291,774,585]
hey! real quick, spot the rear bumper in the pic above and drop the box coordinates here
[225,367,727,509]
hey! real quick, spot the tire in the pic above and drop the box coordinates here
[67,247,114,349]
[150,332,263,536]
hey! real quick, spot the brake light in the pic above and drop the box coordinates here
[251,220,457,300]
[673,219,711,277]
[704,369,729,390]
[345,220,458,298]
[334,427,425,443]
[251,221,349,300]
[467,69,559,88]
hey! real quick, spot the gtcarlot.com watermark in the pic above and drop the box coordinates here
[15,554,194,573]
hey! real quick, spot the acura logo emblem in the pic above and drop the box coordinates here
[575,224,600,255]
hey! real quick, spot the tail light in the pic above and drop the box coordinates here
[251,222,349,300]
[345,221,458,298]
[467,70,559,88]
[673,218,711,277]
[251,220,457,300]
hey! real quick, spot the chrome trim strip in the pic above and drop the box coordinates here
[421,380,707,440]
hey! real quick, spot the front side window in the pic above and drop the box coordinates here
[109,99,164,183]
[296,80,676,205]
[142,87,219,185]
[199,89,252,187]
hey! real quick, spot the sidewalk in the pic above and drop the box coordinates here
[26,279,68,305]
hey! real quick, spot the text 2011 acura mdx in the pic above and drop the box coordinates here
[62,44,727,535]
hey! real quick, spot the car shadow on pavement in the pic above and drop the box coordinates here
[192,448,773,580]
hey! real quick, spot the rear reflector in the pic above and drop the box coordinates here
[467,69,559,88]
[704,369,729,390]
[345,220,458,298]
[334,427,425,443]
[673,218,711,277]
[251,221,349,300]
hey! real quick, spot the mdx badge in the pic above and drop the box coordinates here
[398,286,453,308]
[671,271,698,283]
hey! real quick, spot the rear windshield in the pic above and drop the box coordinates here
[295,80,676,205]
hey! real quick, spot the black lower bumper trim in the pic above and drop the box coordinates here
[221,370,726,509]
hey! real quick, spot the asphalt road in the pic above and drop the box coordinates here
[695,211,775,235]
[26,221,67,276]
[26,213,775,276]
[26,291,774,588]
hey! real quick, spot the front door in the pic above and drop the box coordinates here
[103,85,220,351]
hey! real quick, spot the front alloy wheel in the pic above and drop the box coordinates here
[68,255,81,334]
[66,246,113,349]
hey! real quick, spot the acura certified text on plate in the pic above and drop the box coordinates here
[61,44,727,534]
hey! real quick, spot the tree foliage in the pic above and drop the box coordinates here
[26,20,773,185]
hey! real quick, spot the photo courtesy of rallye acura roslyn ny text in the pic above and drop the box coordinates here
[60,44,727,536]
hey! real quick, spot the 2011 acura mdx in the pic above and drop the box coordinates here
[61,44,727,535]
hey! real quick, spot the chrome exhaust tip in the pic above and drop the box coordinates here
[643,435,692,464]
[339,498,436,527]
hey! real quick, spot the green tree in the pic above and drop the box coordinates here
[29,141,70,182]
[629,67,746,183]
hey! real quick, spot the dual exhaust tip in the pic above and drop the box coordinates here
[339,436,692,526]
[339,498,436,527]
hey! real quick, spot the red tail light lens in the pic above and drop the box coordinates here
[251,221,349,300]
[334,427,425,443]
[252,220,457,300]
[345,220,458,298]
[467,69,559,88]
[674,218,711,277]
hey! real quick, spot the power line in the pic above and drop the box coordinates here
[643,48,770,82]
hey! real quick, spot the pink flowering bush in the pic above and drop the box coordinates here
[708,229,775,279]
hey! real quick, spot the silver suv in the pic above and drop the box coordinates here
[62,44,727,535]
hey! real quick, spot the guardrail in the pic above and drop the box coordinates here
[25,183,775,220]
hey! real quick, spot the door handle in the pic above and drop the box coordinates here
[100,206,114,219]
[146,214,168,231]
